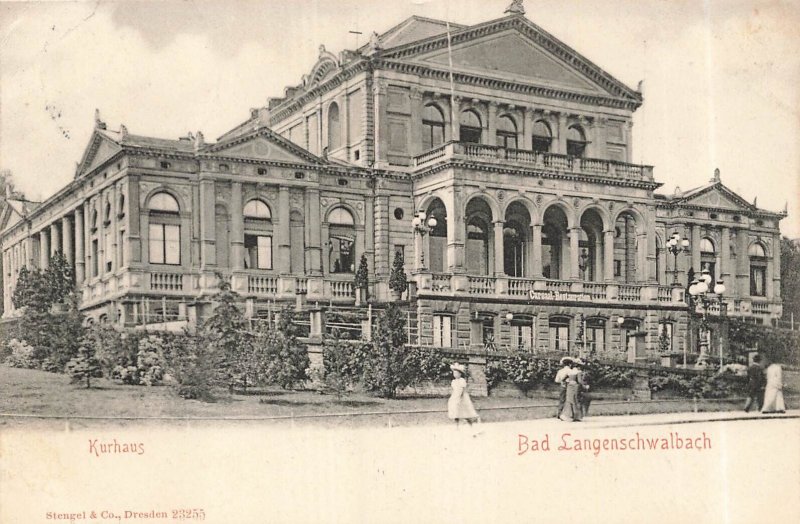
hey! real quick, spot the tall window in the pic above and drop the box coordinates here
[459,110,482,144]
[327,102,341,150]
[549,316,570,352]
[328,207,355,273]
[104,202,113,272]
[496,115,518,149]
[511,316,535,351]
[532,120,552,153]
[749,243,767,297]
[148,192,181,265]
[422,104,445,151]
[243,199,273,270]
[700,238,716,283]
[586,318,606,354]
[433,314,453,348]
[658,322,673,353]
[566,125,587,157]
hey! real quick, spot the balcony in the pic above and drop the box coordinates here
[413,141,655,183]
[416,273,682,306]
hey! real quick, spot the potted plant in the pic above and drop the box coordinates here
[389,251,408,300]
[353,254,369,306]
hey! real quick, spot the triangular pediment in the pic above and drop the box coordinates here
[382,16,640,102]
[206,127,324,165]
[75,130,123,178]
[418,30,603,94]
[680,184,754,211]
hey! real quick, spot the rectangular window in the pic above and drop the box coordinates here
[614,259,622,277]
[92,239,99,276]
[149,224,180,265]
[244,234,272,270]
[586,320,606,354]
[549,325,570,352]
[750,266,766,297]
[432,315,452,348]
[104,231,113,272]
[119,230,126,267]
[512,324,535,351]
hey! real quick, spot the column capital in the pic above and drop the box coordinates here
[409,86,424,100]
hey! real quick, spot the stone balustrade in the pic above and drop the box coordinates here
[413,141,655,182]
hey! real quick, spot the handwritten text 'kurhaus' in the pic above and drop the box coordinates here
[518,432,712,457]
[88,439,144,457]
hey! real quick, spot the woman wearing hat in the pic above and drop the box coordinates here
[448,363,479,426]
[559,358,584,422]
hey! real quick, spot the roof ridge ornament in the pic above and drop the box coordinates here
[94,108,106,130]
[712,167,721,183]
[504,0,525,15]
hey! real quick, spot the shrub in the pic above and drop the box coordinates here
[389,251,408,296]
[135,337,167,386]
[362,304,406,398]
[4,339,37,369]
[164,334,223,401]
[65,345,102,388]
[261,308,309,390]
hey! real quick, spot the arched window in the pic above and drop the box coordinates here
[532,120,552,153]
[148,192,180,265]
[566,125,587,157]
[118,194,125,218]
[243,199,272,220]
[422,104,445,151]
[103,202,113,273]
[749,243,767,297]
[510,314,535,351]
[700,237,716,283]
[496,115,518,149]
[328,102,341,150]
[427,199,448,273]
[459,110,482,144]
[328,206,355,273]
[243,199,273,270]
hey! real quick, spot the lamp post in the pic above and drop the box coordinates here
[616,315,626,356]
[688,269,726,366]
[412,211,437,268]
[666,231,690,284]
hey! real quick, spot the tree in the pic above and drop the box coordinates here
[363,303,407,398]
[781,237,800,325]
[261,308,309,389]
[354,253,369,303]
[389,251,408,298]
[65,345,101,388]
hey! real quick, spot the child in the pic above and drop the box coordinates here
[448,363,479,426]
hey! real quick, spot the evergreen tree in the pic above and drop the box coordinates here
[65,345,101,388]
[389,251,408,297]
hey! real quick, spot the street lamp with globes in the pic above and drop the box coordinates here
[688,269,727,366]
[412,211,438,267]
[666,231,690,284]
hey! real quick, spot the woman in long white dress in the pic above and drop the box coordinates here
[448,363,479,425]
[761,362,786,413]
[559,359,584,422]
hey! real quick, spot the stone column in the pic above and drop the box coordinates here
[523,107,535,151]
[736,229,749,298]
[487,101,498,146]
[445,187,464,271]
[450,96,461,142]
[493,220,505,276]
[530,223,542,278]
[409,87,424,157]
[569,227,581,280]
[373,79,389,165]
[50,223,60,257]
[39,229,50,269]
[365,195,375,280]
[199,179,216,267]
[637,231,649,282]
[62,216,73,272]
[690,224,701,274]
[557,113,568,155]
[305,188,322,275]
[772,233,781,299]
[127,176,142,264]
[230,182,244,270]
[277,186,291,273]
[720,227,731,286]
[75,208,85,283]
[604,229,615,282]
[595,117,608,160]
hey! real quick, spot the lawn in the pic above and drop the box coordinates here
[1,366,794,430]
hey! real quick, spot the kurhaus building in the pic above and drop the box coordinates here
[1,2,786,363]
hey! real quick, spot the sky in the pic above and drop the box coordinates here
[1,0,798,237]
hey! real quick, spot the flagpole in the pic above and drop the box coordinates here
[445,20,457,139]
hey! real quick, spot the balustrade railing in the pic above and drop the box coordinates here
[657,286,672,302]
[431,273,452,292]
[751,301,770,314]
[413,142,654,181]
[468,276,495,295]
[330,280,354,299]
[150,272,184,292]
[544,279,572,293]
[296,277,308,294]
[508,277,536,296]
[583,282,606,300]
[248,275,278,295]
[618,285,642,302]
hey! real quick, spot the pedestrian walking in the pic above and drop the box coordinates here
[743,354,765,412]
[448,363,479,426]
[554,357,572,418]
[761,360,786,414]
[559,358,584,422]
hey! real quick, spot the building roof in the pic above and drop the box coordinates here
[362,15,467,52]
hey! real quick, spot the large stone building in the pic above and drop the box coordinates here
[0,2,786,363]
